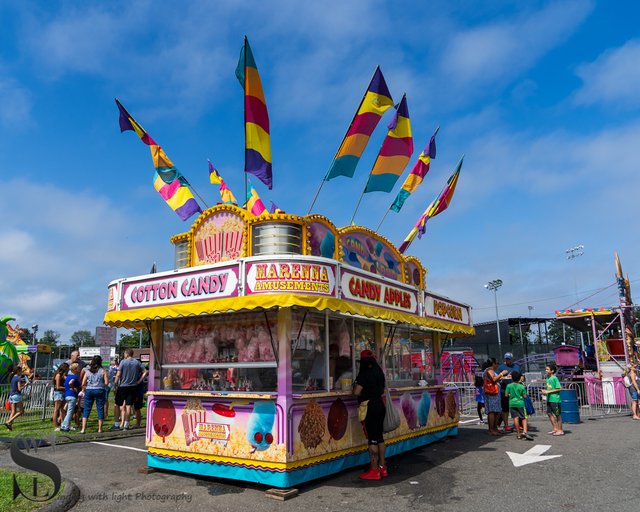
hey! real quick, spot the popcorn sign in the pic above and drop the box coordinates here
[195,422,231,443]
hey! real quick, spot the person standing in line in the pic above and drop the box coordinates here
[105,356,119,421]
[113,348,147,431]
[4,366,25,430]
[495,352,520,433]
[542,363,564,436]
[474,374,486,424]
[80,355,108,434]
[623,364,640,420]
[51,363,69,431]
[505,370,533,440]
[354,349,387,480]
[61,363,81,432]
[483,359,507,436]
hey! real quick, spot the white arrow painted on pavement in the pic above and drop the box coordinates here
[506,444,562,467]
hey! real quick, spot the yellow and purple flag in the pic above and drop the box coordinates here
[236,37,272,190]
[391,127,438,212]
[325,66,394,181]
[116,99,202,221]
[245,179,267,217]
[208,160,237,205]
[269,201,283,214]
[365,94,413,193]
[398,156,463,254]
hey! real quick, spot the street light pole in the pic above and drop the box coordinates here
[566,245,585,351]
[485,279,503,355]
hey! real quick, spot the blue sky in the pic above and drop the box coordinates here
[1,0,639,342]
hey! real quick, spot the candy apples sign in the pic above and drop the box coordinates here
[340,269,418,314]
[121,265,239,309]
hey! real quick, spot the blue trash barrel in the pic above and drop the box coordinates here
[560,389,580,423]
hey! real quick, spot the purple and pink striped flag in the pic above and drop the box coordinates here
[245,179,267,217]
[325,67,394,181]
[208,160,237,205]
[116,99,201,221]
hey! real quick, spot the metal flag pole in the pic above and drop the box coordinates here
[307,66,381,215]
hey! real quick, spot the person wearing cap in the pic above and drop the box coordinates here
[353,349,387,480]
[496,352,521,433]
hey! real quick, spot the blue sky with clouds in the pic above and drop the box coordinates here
[1,0,639,341]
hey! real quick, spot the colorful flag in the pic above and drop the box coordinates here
[236,37,272,189]
[325,66,394,181]
[365,94,413,193]
[245,179,267,217]
[208,160,237,205]
[391,127,438,212]
[398,156,463,254]
[269,201,283,214]
[116,99,201,221]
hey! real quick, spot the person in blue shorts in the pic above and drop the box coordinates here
[4,366,26,430]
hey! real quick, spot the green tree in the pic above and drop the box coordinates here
[119,329,150,351]
[41,329,60,346]
[546,319,579,345]
[71,330,95,347]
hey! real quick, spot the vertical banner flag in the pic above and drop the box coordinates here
[236,37,273,189]
[391,127,439,212]
[245,179,267,217]
[208,160,237,205]
[398,156,464,254]
[325,66,394,181]
[365,94,413,193]
[116,99,202,221]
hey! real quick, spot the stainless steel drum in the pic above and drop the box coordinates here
[252,222,302,255]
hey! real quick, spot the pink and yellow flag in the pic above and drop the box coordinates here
[208,160,237,205]
[365,94,413,193]
[245,179,267,217]
[116,99,201,221]
[398,156,463,254]
[325,67,394,181]
[236,37,272,189]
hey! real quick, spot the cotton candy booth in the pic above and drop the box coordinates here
[103,205,474,488]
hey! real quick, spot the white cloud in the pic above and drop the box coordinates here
[0,78,32,127]
[440,0,593,89]
[574,39,640,108]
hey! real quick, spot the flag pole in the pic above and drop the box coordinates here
[349,185,367,225]
[182,177,209,210]
[242,36,248,204]
[307,66,381,215]
[376,209,391,232]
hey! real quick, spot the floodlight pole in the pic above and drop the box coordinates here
[485,279,503,354]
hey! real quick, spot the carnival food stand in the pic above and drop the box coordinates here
[103,205,474,488]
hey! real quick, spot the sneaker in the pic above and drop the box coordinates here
[122,426,129,431]
[524,433,534,441]
[60,427,70,432]
[504,426,514,432]
[108,425,121,431]
[552,431,565,436]
[54,428,61,432]
[379,465,388,478]
[517,434,524,440]
[70,426,76,431]
[359,468,381,481]
[4,422,12,431]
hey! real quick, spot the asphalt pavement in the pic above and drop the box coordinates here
[1,414,639,512]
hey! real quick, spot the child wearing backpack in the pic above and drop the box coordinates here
[474,374,486,424]
[505,370,533,440]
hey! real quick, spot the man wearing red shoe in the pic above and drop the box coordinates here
[354,350,387,480]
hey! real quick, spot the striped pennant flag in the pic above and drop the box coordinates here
[245,179,267,217]
[208,160,237,205]
[116,99,201,221]
[236,37,272,189]
[325,66,394,181]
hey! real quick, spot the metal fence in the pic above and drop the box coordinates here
[449,377,633,421]
[0,381,54,424]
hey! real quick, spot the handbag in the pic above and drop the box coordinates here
[483,376,499,395]
[358,400,369,422]
[524,396,535,415]
[383,388,401,433]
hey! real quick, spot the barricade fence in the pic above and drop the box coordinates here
[0,381,54,424]
[446,377,633,421]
